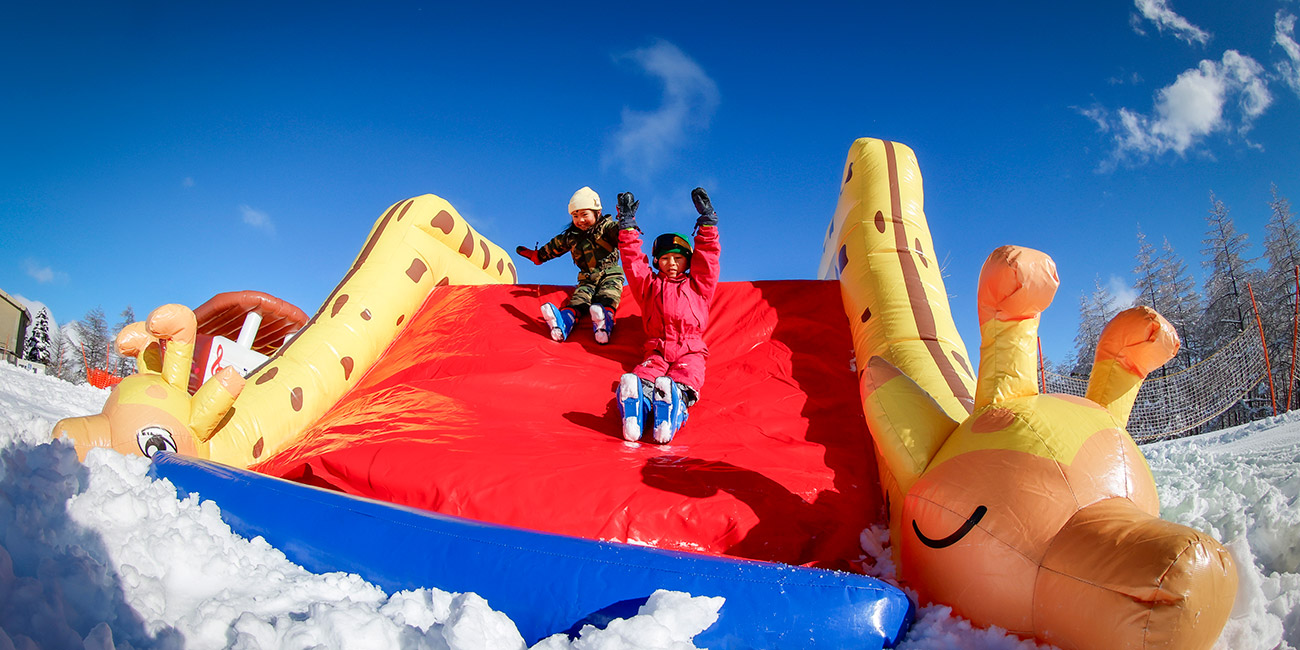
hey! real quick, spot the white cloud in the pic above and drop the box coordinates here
[1132,0,1211,46]
[1107,71,1144,86]
[1083,50,1272,166]
[1107,275,1139,313]
[239,205,275,235]
[604,40,720,181]
[23,258,65,284]
[1277,11,1300,98]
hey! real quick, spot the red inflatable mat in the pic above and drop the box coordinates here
[254,280,884,569]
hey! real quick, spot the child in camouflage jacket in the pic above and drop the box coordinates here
[516,187,624,344]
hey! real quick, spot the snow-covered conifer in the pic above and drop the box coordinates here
[22,308,52,365]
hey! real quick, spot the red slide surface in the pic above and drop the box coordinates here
[255,280,885,570]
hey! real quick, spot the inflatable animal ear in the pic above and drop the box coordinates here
[828,138,1237,650]
[52,304,244,461]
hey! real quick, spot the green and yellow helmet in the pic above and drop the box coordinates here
[652,233,692,262]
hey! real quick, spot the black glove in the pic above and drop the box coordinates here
[617,192,640,230]
[692,187,717,228]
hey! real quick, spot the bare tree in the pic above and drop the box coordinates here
[48,324,80,383]
[1132,226,1162,310]
[1072,277,1119,375]
[1200,192,1258,349]
[1261,184,1300,408]
[75,306,112,375]
[114,305,137,375]
[1156,238,1203,369]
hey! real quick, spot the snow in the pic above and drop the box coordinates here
[1,359,1296,649]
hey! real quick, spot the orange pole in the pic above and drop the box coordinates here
[1247,283,1277,416]
[78,343,91,383]
[1291,266,1299,411]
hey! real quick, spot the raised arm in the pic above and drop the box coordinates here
[616,192,653,298]
[689,187,720,300]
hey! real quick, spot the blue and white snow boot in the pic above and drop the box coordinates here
[652,376,689,444]
[590,304,615,345]
[540,303,576,342]
[618,373,650,441]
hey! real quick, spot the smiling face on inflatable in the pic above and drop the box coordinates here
[862,245,1237,650]
[52,304,244,462]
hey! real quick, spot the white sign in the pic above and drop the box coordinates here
[199,335,269,383]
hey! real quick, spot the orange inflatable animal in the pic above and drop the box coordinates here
[825,138,1236,650]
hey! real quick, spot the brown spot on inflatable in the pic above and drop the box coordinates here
[256,367,278,384]
[480,240,491,270]
[252,437,264,459]
[952,351,972,377]
[875,211,886,233]
[146,385,168,400]
[396,201,414,222]
[861,307,872,323]
[497,259,505,274]
[331,294,349,317]
[437,276,450,287]
[459,231,475,257]
[217,407,236,430]
[406,258,427,283]
[915,238,928,267]
[396,314,405,326]
[431,210,455,234]
[972,407,1018,433]
[844,162,854,185]
[361,309,372,321]
[508,263,517,283]
[341,356,354,380]
[290,387,304,411]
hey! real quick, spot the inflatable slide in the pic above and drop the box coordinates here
[54,138,1238,650]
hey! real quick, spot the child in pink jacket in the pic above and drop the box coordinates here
[614,187,720,443]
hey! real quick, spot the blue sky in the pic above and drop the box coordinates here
[3,0,1299,365]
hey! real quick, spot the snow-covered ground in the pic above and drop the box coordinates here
[1,359,1295,649]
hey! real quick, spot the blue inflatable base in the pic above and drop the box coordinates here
[149,453,914,648]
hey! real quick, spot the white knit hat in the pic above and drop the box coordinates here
[568,187,602,215]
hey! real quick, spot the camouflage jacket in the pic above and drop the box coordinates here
[537,215,624,281]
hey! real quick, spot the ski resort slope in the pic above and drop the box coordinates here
[252,279,884,570]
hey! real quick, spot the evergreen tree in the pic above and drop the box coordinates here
[1261,184,1300,409]
[114,305,137,375]
[75,306,112,374]
[23,308,53,365]
[1072,277,1119,375]
[1199,192,1257,349]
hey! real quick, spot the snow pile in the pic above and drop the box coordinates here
[1145,420,1300,649]
[0,363,722,650]
[1,360,1297,649]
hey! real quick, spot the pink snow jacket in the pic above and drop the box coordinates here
[618,225,721,389]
